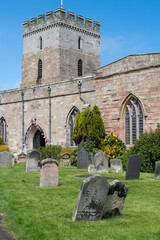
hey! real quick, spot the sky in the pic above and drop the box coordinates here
[0,0,160,91]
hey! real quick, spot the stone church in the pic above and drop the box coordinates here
[0,8,160,157]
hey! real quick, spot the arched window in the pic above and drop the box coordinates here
[78,59,82,77]
[37,59,42,84]
[125,98,143,145]
[78,37,81,49]
[0,117,7,144]
[66,107,80,146]
[39,37,42,50]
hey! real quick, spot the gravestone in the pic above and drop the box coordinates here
[18,153,27,163]
[40,158,59,188]
[26,149,41,172]
[154,161,160,180]
[60,153,71,167]
[125,154,142,180]
[77,149,89,169]
[73,175,110,221]
[104,180,128,217]
[88,164,96,174]
[0,151,13,167]
[110,158,123,173]
[94,151,108,173]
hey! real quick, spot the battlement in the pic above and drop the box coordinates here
[23,8,100,37]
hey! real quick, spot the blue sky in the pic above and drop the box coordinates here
[0,0,160,91]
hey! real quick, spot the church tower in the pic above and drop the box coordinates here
[21,8,101,88]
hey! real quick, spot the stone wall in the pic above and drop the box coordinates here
[0,76,96,156]
[95,53,160,143]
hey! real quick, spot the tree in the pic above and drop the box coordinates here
[73,105,105,148]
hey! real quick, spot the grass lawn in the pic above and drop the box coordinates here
[0,163,160,240]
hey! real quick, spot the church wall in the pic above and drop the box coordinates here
[95,54,160,144]
[0,76,96,156]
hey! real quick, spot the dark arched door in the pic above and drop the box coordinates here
[33,130,45,149]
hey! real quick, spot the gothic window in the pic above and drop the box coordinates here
[125,98,143,145]
[37,59,42,84]
[40,37,42,50]
[0,117,7,144]
[66,107,80,146]
[78,37,81,49]
[78,59,82,77]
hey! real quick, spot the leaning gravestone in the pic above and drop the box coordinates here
[104,180,128,217]
[77,149,89,169]
[26,149,41,172]
[73,175,110,221]
[0,151,13,167]
[60,153,71,167]
[94,151,108,173]
[110,158,123,173]
[40,159,59,188]
[154,161,160,180]
[125,154,142,180]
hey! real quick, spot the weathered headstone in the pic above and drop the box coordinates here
[40,158,59,188]
[26,149,41,172]
[73,175,110,221]
[77,149,89,169]
[110,158,123,173]
[94,151,108,173]
[88,164,96,174]
[60,153,71,167]
[0,151,13,167]
[125,154,142,180]
[18,153,27,163]
[154,161,160,180]
[104,180,128,217]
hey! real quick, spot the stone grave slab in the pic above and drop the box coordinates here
[60,153,71,167]
[73,175,110,221]
[77,149,89,169]
[125,154,142,180]
[110,158,123,173]
[26,149,41,172]
[0,151,13,167]
[104,180,128,217]
[40,158,59,188]
[94,151,108,173]
[154,161,160,180]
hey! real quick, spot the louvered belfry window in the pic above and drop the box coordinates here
[37,59,42,84]
[125,98,143,145]
[78,59,82,76]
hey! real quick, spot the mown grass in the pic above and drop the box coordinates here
[0,163,160,240]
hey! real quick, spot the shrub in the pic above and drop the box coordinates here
[39,145,62,160]
[120,124,160,172]
[0,145,9,152]
[60,148,74,155]
[70,139,98,166]
[0,137,3,145]
[73,105,105,148]
[100,130,126,162]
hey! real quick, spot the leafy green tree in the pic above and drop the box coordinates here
[73,105,105,148]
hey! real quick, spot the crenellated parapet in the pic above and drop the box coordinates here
[23,8,100,38]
